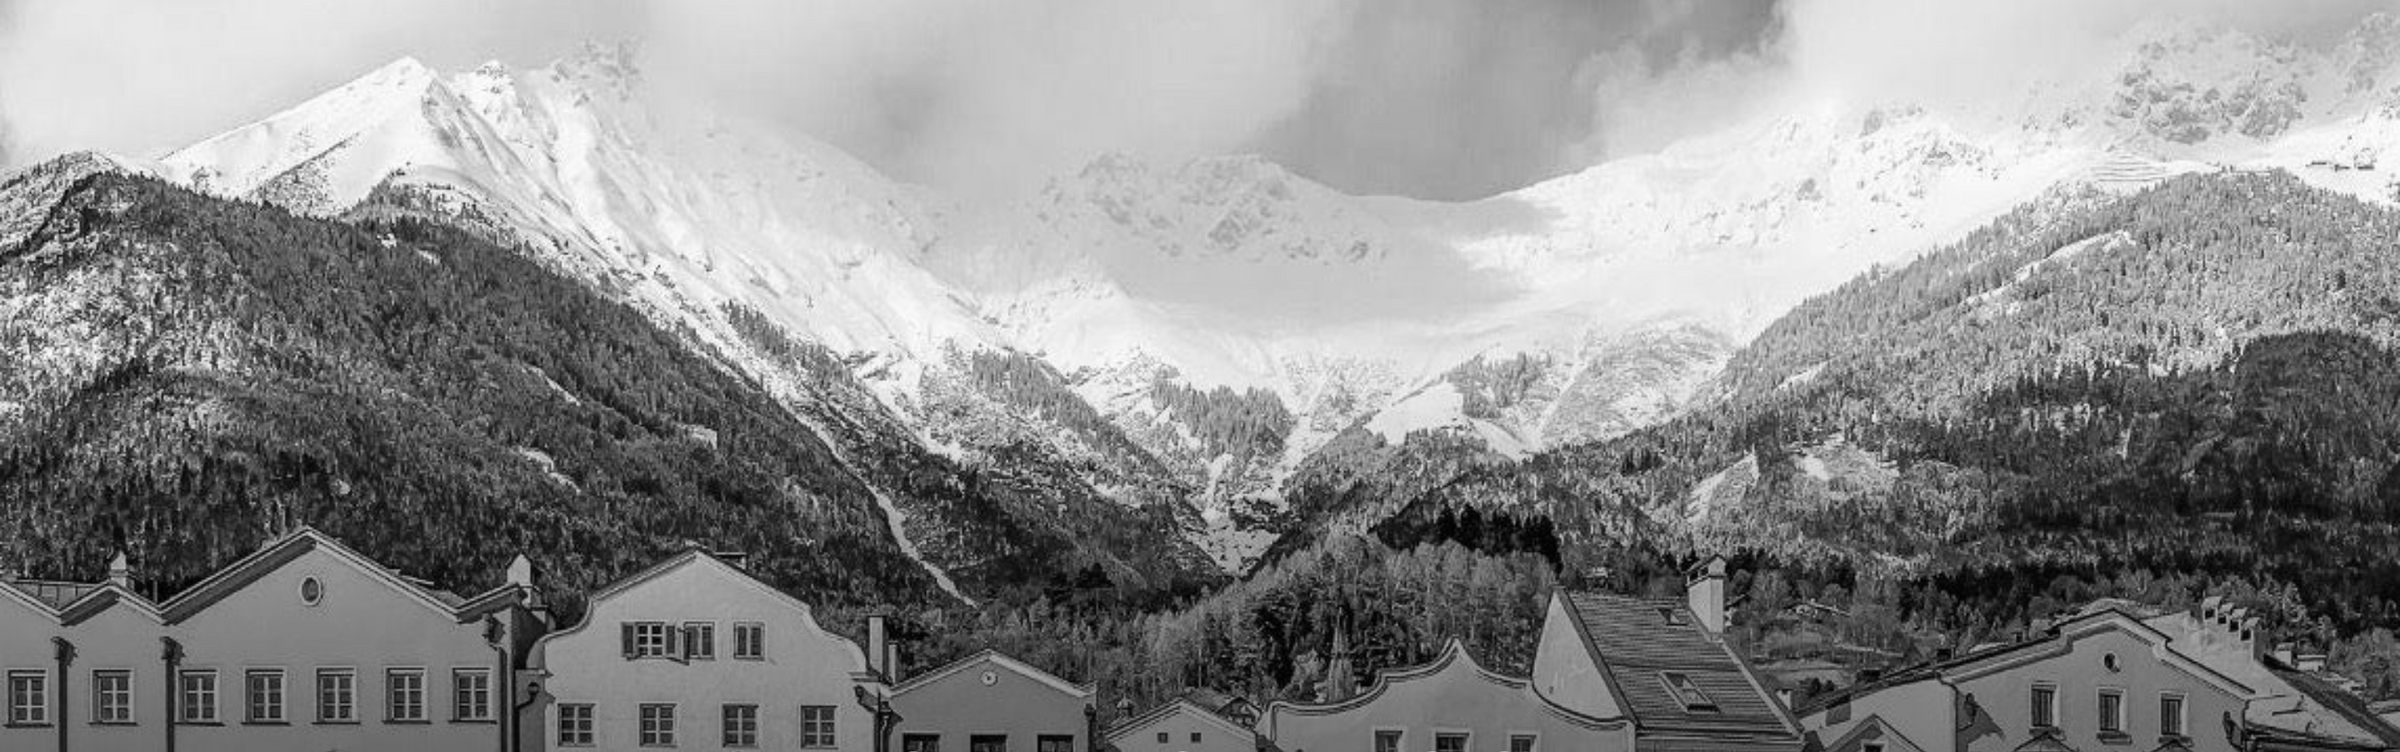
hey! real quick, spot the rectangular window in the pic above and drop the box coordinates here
[1510,735,1537,752]
[802,704,838,748]
[2031,683,2058,728]
[1374,730,1403,752]
[316,669,356,722]
[684,622,717,660]
[245,669,285,723]
[385,669,426,722]
[179,670,219,723]
[639,703,677,747]
[452,669,493,721]
[557,703,596,747]
[972,735,1009,752]
[625,621,674,659]
[723,704,759,748]
[733,622,766,660]
[7,670,49,725]
[905,733,942,752]
[2162,693,2187,736]
[93,670,132,724]
[1435,733,1470,752]
[1192,733,1204,744]
[2098,689,2125,734]
[1659,671,1717,711]
[1157,734,1170,744]
[1039,735,1075,752]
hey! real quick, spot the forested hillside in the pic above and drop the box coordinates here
[1393,170,2400,670]
[0,171,945,610]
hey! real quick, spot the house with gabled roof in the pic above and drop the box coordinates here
[1796,599,2400,752]
[2145,600,2400,752]
[528,547,887,752]
[1532,558,1807,752]
[2,526,545,752]
[1106,694,1257,752]
[1797,607,2255,752]
[1258,638,1634,752]
[891,649,1098,752]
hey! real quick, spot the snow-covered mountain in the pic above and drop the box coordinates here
[132,15,2400,572]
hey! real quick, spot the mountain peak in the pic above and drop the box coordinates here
[549,40,643,97]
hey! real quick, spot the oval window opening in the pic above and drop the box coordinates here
[299,576,324,606]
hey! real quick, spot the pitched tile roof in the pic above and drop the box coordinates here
[5,578,100,610]
[1559,592,1799,743]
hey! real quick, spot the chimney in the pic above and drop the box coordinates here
[2295,651,2327,673]
[107,552,131,589]
[2200,596,2221,625]
[507,555,536,588]
[868,614,890,679]
[1687,556,1728,634]
[1776,688,1795,709]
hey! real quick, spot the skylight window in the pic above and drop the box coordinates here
[1659,672,1717,711]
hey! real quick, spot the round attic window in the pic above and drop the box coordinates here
[2102,652,2121,672]
[980,670,999,686]
[299,576,324,606]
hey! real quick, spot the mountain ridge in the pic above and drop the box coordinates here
[104,13,2400,573]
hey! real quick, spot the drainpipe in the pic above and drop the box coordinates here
[52,637,73,752]
[160,637,182,752]
[485,615,514,752]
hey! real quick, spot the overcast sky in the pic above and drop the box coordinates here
[0,0,2391,200]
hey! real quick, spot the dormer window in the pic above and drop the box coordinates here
[1659,672,1716,711]
[1658,607,1687,625]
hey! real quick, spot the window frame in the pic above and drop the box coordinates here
[1657,671,1718,711]
[178,669,220,724]
[556,702,596,747]
[2097,687,2127,735]
[92,669,134,725]
[801,704,839,748]
[1373,728,1405,752]
[451,668,494,723]
[903,733,943,752]
[1037,734,1076,752]
[244,668,287,724]
[631,621,673,659]
[684,622,717,661]
[2161,692,2188,738]
[7,670,50,727]
[384,667,428,723]
[1433,730,1472,752]
[722,703,760,748]
[1508,733,1539,752]
[638,702,678,747]
[315,668,358,724]
[970,734,1011,752]
[732,622,766,660]
[2030,682,2059,729]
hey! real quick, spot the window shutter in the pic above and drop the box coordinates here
[754,625,764,656]
[621,622,637,658]
[666,622,684,661]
